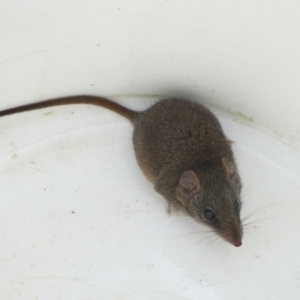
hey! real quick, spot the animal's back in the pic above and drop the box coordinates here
[132,99,233,183]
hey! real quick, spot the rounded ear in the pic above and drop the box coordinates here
[175,170,201,207]
[221,157,236,180]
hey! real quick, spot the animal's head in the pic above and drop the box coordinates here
[176,157,243,247]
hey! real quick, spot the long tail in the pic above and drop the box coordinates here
[0,95,138,121]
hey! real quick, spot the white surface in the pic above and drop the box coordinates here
[0,1,300,299]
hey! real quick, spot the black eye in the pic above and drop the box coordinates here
[204,209,215,220]
[234,200,240,211]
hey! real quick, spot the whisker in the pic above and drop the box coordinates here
[176,217,196,223]
[241,186,254,199]
[242,203,279,222]
[193,233,218,246]
[201,233,217,241]
[243,221,275,231]
[242,208,265,222]
[241,182,255,196]
[206,235,221,248]
[174,230,213,241]
[241,191,251,199]
[243,226,265,231]
[243,218,275,227]
[185,219,199,226]
[162,229,214,249]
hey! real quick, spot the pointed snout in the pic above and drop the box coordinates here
[221,227,243,247]
[233,240,242,247]
[225,235,242,247]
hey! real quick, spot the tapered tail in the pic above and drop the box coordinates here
[0,95,138,121]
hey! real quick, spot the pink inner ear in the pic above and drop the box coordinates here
[176,170,201,207]
[179,170,201,194]
[221,157,235,180]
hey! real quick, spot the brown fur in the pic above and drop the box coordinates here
[0,95,243,247]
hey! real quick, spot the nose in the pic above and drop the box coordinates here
[233,240,242,247]
[222,228,243,247]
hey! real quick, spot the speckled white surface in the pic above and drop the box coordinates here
[0,1,300,299]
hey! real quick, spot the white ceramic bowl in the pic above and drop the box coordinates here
[1,1,299,299]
